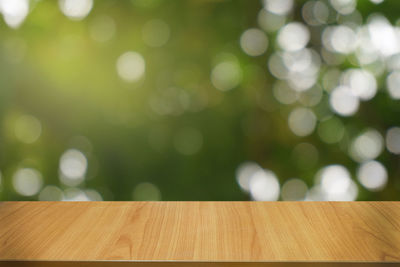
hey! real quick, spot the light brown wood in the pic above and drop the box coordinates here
[0,202,399,265]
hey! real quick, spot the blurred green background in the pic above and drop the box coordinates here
[0,0,399,201]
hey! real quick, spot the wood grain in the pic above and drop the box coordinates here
[0,202,399,265]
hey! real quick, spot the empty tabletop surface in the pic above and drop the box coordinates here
[0,201,399,262]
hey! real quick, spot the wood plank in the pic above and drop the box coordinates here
[0,262,398,267]
[0,202,399,265]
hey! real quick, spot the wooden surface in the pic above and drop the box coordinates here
[0,202,399,265]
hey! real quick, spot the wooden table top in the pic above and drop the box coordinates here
[0,201,399,265]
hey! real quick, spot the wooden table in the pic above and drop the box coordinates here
[0,202,399,266]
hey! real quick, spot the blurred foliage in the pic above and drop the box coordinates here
[0,0,399,201]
